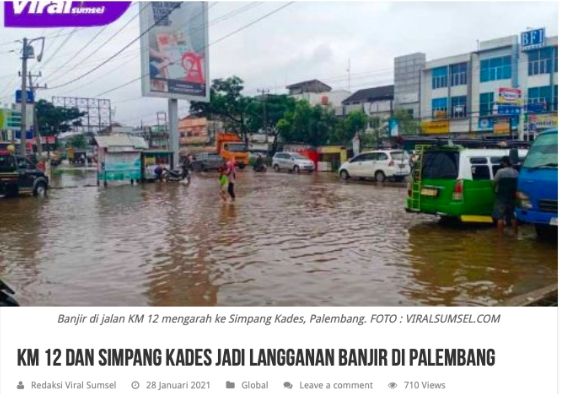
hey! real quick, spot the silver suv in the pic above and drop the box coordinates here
[272,152,315,173]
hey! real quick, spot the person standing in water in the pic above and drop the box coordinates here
[218,165,229,203]
[226,157,237,202]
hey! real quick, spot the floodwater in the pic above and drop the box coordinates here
[0,168,557,306]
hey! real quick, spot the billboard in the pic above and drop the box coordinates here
[140,2,209,102]
[521,28,546,50]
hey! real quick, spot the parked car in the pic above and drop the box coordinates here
[190,153,225,171]
[0,151,49,197]
[272,152,315,173]
[339,150,411,182]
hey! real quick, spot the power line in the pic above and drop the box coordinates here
[45,2,187,91]
[43,3,145,85]
[95,2,295,98]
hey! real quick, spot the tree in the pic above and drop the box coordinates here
[276,100,336,147]
[35,99,84,137]
[330,110,368,146]
[68,134,87,149]
[393,109,419,135]
[189,76,252,141]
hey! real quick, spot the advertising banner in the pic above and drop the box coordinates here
[493,118,510,135]
[140,2,209,101]
[528,113,558,130]
[421,120,449,135]
[498,87,522,104]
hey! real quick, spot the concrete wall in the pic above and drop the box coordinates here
[394,53,425,118]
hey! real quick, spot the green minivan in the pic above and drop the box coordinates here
[406,146,528,222]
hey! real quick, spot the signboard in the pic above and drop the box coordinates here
[140,2,209,101]
[525,102,547,113]
[528,113,557,130]
[0,109,6,129]
[15,89,34,104]
[493,118,510,135]
[521,28,546,50]
[496,104,521,116]
[388,117,399,137]
[421,120,449,135]
[479,116,519,131]
[498,87,522,104]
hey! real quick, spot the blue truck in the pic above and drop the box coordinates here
[516,129,557,238]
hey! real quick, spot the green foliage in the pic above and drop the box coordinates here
[276,100,339,147]
[36,99,85,137]
[393,109,419,135]
[68,134,87,149]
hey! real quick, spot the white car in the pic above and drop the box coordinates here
[272,152,315,173]
[339,150,411,182]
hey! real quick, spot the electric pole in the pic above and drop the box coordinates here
[19,38,28,156]
[28,71,46,154]
[17,36,45,156]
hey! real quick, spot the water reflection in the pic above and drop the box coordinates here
[0,171,557,306]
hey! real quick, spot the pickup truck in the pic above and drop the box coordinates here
[0,152,49,197]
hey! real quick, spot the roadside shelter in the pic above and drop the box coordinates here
[95,135,148,186]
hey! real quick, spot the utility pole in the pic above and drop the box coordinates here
[19,38,28,156]
[28,71,46,154]
[17,36,44,156]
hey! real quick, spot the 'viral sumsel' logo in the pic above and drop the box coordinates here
[4,1,132,27]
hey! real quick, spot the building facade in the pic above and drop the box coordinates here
[394,53,426,119]
[398,29,557,138]
[342,85,394,119]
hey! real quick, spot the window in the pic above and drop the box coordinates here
[449,63,468,86]
[422,151,459,179]
[554,47,558,72]
[528,86,552,111]
[554,85,558,111]
[432,97,448,118]
[480,56,512,82]
[450,96,467,118]
[376,153,388,161]
[470,157,488,164]
[432,67,448,89]
[527,48,553,76]
[479,92,494,116]
[351,154,368,163]
[471,165,491,180]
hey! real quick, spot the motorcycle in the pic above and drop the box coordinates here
[253,163,267,172]
[0,278,19,306]
[163,167,190,182]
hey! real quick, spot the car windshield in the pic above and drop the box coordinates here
[422,151,459,179]
[290,153,307,160]
[225,143,247,152]
[391,151,407,161]
[522,133,558,169]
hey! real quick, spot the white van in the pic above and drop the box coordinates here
[339,150,410,182]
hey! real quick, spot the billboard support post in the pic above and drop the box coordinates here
[168,99,179,169]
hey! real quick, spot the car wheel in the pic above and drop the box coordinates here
[293,165,300,173]
[33,182,47,197]
[375,170,386,183]
[340,170,350,180]
[273,164,280,172]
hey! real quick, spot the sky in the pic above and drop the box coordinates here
[0,1,559,126]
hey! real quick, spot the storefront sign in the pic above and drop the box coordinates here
[498,88,522,104]
[521,28,546,50]
[528,113,557,130]
[493,118,510,135]
[421,120,449,135]
[495,104,521,116]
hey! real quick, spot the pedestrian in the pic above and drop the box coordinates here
[218,165,229,203]
[182,154,192,184]
[226,157,237,202]
[492,156,519,234]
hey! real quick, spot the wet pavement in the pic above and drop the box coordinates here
[0,168,557,306]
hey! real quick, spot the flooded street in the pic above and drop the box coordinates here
[0,169,557,306]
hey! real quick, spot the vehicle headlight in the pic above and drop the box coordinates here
[516,191,532,209]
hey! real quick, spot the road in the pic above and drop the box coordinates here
[0,169,557,306]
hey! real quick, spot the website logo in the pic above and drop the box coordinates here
[4,1,132,27]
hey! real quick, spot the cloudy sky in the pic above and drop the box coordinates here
[0,1,558,126]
